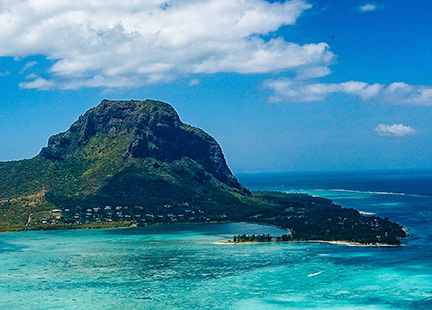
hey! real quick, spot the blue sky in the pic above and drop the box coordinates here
[1,0,432,173]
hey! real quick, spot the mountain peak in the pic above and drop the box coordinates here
[40,99,246,192]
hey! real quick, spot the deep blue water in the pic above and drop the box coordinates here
[0,170,431,309]
[239,170,432,246]
[238,169,432,196]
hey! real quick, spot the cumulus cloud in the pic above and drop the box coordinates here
[375,124,416,137]
[0,0,335,90]
[358,3,381,12]
[265,78,432,105]
[19,77,54,90]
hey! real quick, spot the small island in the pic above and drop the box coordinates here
[0,99,407,245]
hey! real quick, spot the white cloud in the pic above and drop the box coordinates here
[358,3,381,12]
[295,65,332,80]
[375,124,416,137]
[0,0,335,90]
[24,73,38,79]
[265,78,432,105]
[20,60,37,73]
[0,70,10,76]
[19,77,54,90]
[188,78,200,86]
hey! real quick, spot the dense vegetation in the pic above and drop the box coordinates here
[233,234,274,242]
[0,99,407,245]
[248,192,407,245]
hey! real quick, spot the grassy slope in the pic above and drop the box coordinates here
[0,132,249,230]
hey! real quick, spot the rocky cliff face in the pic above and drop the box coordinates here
[40,99,246,192]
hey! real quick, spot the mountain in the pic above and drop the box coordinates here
[40,99,245,192]
[0,99,406,245]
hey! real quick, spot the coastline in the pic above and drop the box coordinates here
[0,221,403,247]
[0,220,239,234]
[215,239,400,247]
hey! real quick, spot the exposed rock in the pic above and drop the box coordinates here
[40,99,247,192]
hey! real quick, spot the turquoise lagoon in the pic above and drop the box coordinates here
[1,170,432,309]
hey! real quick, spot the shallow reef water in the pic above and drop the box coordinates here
[1,170,431,309]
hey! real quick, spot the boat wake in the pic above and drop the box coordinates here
[307,271,322,277]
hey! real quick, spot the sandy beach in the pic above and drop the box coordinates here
[215,239,399,247]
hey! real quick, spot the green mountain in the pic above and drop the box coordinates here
[0,99,406,245]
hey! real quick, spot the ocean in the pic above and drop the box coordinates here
[1,170,431,309]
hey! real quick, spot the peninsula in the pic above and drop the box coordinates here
[0,99,407,245]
